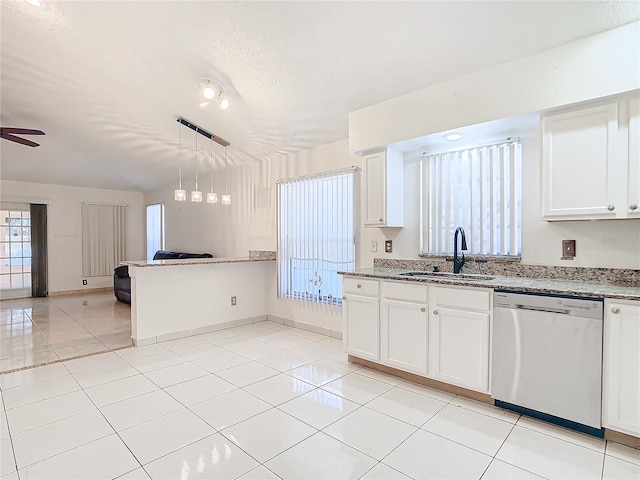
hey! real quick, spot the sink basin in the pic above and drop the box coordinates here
[397,271,494,281]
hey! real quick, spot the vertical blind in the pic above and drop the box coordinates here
[82,204,127,277]
[420,140,522,256]
[146,203,165,261]
[277,169,356,305]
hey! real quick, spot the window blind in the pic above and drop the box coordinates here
[277,169,356,305]
[82,204,127,277]
[420,140,522,256]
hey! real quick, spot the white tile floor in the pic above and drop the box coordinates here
[0,320,638,480]
[1,293,132,373]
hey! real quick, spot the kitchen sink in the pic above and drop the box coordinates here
[397,271,494,281]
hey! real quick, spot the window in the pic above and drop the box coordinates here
[277,169,356,305]
[146,203,165,261]
[420,140,522,256]
[81,204,127,276]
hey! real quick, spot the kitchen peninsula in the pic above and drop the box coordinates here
[124,255,276,345]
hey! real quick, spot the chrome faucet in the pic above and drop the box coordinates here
[453,227,468,274]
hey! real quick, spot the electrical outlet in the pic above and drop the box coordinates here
[385,240,393,253]
[561,239,576,260]
[371,240,378,253]
[82,279,87,286]
[231,296,237,306]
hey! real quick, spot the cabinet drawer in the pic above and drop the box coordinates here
[383,281,428,303]
[431,286,491,311]
[343,277,379,296]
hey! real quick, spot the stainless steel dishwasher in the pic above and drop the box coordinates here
[492,291,604,436]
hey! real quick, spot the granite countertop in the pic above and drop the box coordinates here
[339,268,640,301]
[123,257,275,268]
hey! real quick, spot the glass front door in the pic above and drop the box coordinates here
[0,203,32,299]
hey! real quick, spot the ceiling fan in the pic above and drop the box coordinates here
[1,127,46,147]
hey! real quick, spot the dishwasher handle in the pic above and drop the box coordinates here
[495,304,571,315]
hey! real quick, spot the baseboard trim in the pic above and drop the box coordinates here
[267,315,343,340]
[49,287,113,297]
[605,428,640,448]
[348,355,492,404]
[133,314,343,346]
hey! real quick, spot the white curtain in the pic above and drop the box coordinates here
[421,140,522,256]
[82,204,127,277]
[277,168,356,305]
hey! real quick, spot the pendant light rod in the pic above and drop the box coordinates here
[178,124,182,190]
[194,130,198,190]
[177,117,230,147]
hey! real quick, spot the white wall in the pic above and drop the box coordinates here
[145,139,361,333]
[130,261,272,342]
[143,23,640,332]
[148,132,640,337]
[350,21,640,154]
[0,180,144,293]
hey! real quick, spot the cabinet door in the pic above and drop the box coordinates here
[428,307,490,393]
[603,300,640,436]
[380,299,428,374]
[343,294,379,361]
[363,151,386,226]
[627,98,640,216]
[542,103,619,219]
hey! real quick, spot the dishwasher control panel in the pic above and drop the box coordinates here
[494,291,603,320]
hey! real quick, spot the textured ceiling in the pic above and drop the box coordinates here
[1,1,638,192]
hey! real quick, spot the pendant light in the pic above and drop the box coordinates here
[206,139,218,204]
[221,147,231,206]
[174,123,186,201]
[191,129,203,202]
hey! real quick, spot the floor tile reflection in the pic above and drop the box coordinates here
[0,292,131,373]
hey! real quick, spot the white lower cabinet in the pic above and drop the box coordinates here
[428,286,491,393]
[343,295,379,361]
[603,299,640,437]
[343,277,492,394]
[343,278,379,361]
[381,299,428,375]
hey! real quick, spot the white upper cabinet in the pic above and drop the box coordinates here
[362,149,403,227]
[627,98,640,217]
[542,97,640,220]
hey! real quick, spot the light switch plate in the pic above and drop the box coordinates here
[371,240,378,253]
[385,240,393,253]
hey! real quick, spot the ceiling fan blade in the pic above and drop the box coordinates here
[0,131,41,147]
[1,128,45,136]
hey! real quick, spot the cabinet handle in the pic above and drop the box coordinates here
[357,284,362,289]
[611,307,620,314]
[433,310,439,315]
[420,307,426,313]
[630,204,638,211]
[342,296,346,301]
[607,205,615,212]
[379,218,383,223]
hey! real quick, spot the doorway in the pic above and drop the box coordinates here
[0,203,32,299]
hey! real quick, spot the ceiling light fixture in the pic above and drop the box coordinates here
[200,77,230,110]
[191,129,203,202]
[174,124,186,202]
[24,0,42,6]
[444,133,464,141]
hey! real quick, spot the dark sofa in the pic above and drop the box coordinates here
[114,250,213,304]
